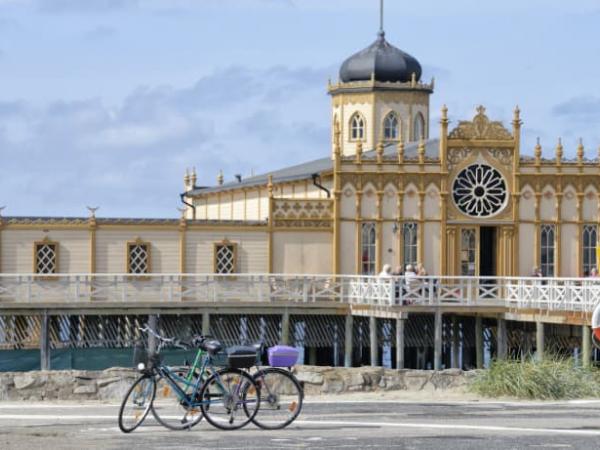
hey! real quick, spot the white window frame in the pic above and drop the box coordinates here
[402,222,418,268]
[361,222,376,275]
[582,224,597,275]
[350,113,365,141]
[127,239,151,275]
[540,224,555,277]
[383,112,399,140]
[34,239,59,275]
[413,112,425,141]
[214,241,237,274]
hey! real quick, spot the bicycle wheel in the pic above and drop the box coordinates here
[118,374,156,433]
[199,368,260,430]
[151,371,204,430]
[250,368,303,430]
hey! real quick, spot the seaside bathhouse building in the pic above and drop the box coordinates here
[1,28,598,371]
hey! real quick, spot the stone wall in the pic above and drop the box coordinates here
[0,366,477,401]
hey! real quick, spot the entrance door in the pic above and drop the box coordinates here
[479,226,496,277]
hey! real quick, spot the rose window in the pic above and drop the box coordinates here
[452,164,507,217]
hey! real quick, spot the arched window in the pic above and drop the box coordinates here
[540,224,555,277]
[383,112,399,140]
[361,222,376,275]
[350,113,365,141]
[413,112,425,141]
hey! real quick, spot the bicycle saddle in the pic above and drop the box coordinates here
[200,339,223,355]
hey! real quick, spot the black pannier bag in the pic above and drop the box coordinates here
[226,345,258,369]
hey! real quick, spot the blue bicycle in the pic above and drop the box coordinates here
[118,326,261,432]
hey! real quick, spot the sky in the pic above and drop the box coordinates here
[0,0,599,218]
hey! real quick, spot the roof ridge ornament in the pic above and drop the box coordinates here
[448,105,513,140]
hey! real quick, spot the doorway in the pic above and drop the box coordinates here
[479,226,496,277]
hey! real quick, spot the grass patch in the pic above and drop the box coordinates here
[470,357,600,400]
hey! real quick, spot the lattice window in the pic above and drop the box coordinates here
[214,242,237,274]
[402,222,418,268]
[350,113,365,141]
[383,112,399,140]
[127,240,151,274]
[460,228,477,276]
[361,222,376,275]
[540,224,555,277]
[583,224,597,275]
[413,112,425,141]
[34,240,58,274]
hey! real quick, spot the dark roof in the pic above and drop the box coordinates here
[0,216,267,226]
[340,31,422,83]
[188,139,439,195]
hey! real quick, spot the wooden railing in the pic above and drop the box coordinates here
[0,274,599,312]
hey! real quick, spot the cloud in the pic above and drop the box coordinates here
[82,25,117,40]
[552,96,600,123]
[0,65,331,217]
[37,0,137,13]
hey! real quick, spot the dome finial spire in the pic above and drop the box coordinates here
[379,0,385,36]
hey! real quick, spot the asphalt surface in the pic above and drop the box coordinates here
[1,400,600,449]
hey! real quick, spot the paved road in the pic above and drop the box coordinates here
[1,400,600,449]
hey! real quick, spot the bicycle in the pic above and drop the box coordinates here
[182,341,304,430]
[118,326,261,432]
[248,344,304,430]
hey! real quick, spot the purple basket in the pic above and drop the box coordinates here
[267,345,299,367]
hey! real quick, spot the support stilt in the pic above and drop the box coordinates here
[344,314,353,368]
[434,310,442,370]
[370,316,378,366]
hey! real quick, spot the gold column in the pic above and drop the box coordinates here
[267,175,274,273]
[376,189,383,274]
[577,190,584,277]
[0,214,4,273]
[417,190,425,265]
[555,187,562,277]
[397,183,404,269]
[179,213,187,273]
[439,105,449,275]
[332,122,342,274]
[355,190,363,274]
[89,214,96,274]
[511,107,522,277]
[534,189,541,268]
[446,226,457,275]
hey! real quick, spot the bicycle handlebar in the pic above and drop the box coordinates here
[138,325,208,349]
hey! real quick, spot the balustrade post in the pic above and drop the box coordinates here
[302,278,309,303]
[475,316,484,369]
[466,279,472,304]
[434,309,442,370]
[344,314,353,367]
[40,310,50,370]
[428,278,434,305]
[389,279,395,305]
[75,276,80,302]
[369,316,378,366]
[396,317,405,370]
[168,276,174,302]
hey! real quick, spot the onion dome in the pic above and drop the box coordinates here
[339,31,422,83]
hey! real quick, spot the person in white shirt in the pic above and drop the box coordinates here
[378,264,392,278]
[403,264,418,304]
